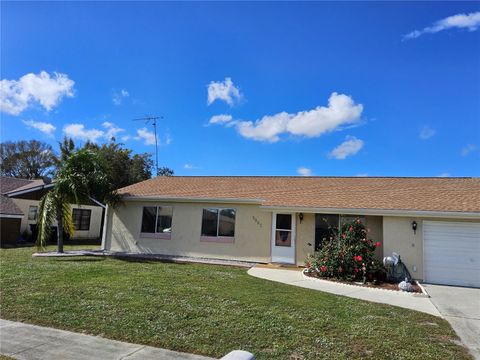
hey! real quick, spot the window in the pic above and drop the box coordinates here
[140,206,173,238]
[72,209,91,231]
[275,214,292,247]
[28,206,38,221]
[201,208,236,241]
[315,214,366,250]
[315,214,339,251]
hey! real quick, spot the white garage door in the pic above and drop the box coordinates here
[424,221,480,288]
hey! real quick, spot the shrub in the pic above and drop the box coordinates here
[305,218,385,283]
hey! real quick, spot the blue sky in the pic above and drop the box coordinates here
[1,2,479,177]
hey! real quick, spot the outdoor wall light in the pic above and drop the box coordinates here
[412,221,417,234]
[299,213,304,223]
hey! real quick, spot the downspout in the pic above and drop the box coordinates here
[88,197,107,251]
[100,204,109,252]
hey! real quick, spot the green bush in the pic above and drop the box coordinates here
[305,218,385,283]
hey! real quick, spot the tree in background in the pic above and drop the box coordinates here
[0,140,56,179]
[82,138,155,194]
[37,149,109,252]
[157,166,174,176]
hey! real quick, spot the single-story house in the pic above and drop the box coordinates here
[0,176,103,247]
[102,176,480,288]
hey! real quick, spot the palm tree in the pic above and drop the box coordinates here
[36,149,108,253]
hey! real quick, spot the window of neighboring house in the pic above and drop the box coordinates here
[72,209,91,231]
[201,208,236,242]
[140,206,173,239]
[28,206,38,221]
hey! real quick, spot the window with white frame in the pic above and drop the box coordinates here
[28,205,38,221]
[140,206,173,237]
[201,208,236,238]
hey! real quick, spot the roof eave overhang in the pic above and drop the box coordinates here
[121,195,264,205]
[259,206,480,219]
[6,183,54,198]
[0,213,24,219]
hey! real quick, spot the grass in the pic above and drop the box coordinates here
[0,246,471,360]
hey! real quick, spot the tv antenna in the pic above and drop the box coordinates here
[133,115,163,176]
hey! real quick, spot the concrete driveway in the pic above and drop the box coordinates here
[424,284,480,359]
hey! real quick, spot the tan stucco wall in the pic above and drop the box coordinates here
[295,213,315,265]
[383,216,480,281]
[105,201,272,263]
[13,198,103,239]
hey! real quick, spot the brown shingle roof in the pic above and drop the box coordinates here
[0,177,39,215]
[118,176,480,214]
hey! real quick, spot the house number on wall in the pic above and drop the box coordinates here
[252,216,263,228]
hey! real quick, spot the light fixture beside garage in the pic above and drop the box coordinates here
[411,221,417,234]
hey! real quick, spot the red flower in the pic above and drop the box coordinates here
[320,266,327,273]
[375,241,381,247]
[354,268,359,273]
[349,226,353,232]
[354,255,362,262]
[342,233,346,239]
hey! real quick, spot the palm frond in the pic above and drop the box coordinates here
[61,201,75,237]
[36,192,57,249]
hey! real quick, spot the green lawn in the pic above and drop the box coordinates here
[0,246,471,360]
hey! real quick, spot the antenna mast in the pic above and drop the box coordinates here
[133,115,162,176]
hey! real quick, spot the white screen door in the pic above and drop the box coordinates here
[271,213,296,264]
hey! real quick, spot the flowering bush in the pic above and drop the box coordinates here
[305,218,385,283]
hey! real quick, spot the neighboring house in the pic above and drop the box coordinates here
[0,177,103,247]
[103,176,480,288]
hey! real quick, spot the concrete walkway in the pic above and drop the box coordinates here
[248,267,441,317]
[424,284,480,360]
[0,319,213,360]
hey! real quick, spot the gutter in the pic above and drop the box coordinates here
[5,183,54,198]
[259,206,480,219]
[121,196,264,204]
[0,214,24,219]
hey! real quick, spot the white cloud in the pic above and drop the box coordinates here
[0,71,74,115]
[329,136,364,160]
[135,127,157,145]
[461,144,477,156]
[63,123,104,143]
[165,133,172,145]
[102,121,125,140]
[207,77,242,106]
[437,172,451,177]
[209,114,233,125]
[22,119,56,136]
[184,163,200,170]
[214,92,363,143]
[404,12,480,39]
[297,167,313,176]
[121,135,131,142]
[112,89,129,105]
[356,173,369,177]
[419,125,436,140]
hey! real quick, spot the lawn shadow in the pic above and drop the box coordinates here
[52,257,107,263]
[110,255,190,265]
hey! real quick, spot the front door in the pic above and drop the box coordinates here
[271,213,295,264]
